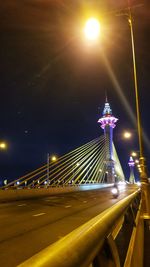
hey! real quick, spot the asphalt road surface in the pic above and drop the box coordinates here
[0,185,137,266]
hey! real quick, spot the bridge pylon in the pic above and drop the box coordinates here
[128,156,135,183]
[98,99,118,183]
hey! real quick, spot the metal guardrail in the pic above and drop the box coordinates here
[18,190,141,267]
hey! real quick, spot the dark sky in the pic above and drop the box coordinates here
[0,0,149,182]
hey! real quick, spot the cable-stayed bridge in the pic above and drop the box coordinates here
[1,99,125,190]
[0,100,150,267]
[1,135,125,189]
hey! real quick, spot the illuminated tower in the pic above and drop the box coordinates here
[98,99,118,183]
[128,156,135,183]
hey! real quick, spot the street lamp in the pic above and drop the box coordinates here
[51,155,57,162]
[0,142,7,150]
[84,18,101,41]
[84,7,150,216]
[123,131,132,139]
[131,151,137,157]
[47,154,58,184]
[127,9,146,172]
[127,7,150,217]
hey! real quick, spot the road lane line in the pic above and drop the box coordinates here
[33,213,46,217]
[18,204,26,207]
[65,205,72,208]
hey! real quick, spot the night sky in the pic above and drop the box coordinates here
[0,0,150,183]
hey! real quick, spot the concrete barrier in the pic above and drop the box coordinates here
[0,184,112,203]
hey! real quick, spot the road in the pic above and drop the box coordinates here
[0,185,137,266]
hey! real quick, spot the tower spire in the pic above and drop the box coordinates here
[98,100,118,183]
[105,90,108,103]
[128,156,135,183]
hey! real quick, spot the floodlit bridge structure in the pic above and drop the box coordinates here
[1,100,125,190]
[1,100,150,267]
[2,136,125,189]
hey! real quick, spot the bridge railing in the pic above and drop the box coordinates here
[18,190,143,267]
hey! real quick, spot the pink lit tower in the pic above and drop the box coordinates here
[98,98,118,183]
[128,156,135,183]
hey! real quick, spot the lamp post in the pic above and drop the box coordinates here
[84,8,150,216]
[127,7,150,217]
[47,154,58,185]
[127,9,146,178]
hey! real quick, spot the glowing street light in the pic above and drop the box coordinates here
[84,18,101,41]
[131,151,137,157]
[83,9,150,215]
[123,131,132,139]
[51,155,57,162]
[127,7,150,216]
[0,142,7,150]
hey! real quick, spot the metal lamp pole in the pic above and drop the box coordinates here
[128,7,150,217]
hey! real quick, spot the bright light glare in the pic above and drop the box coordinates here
[84,18,100,41]
[0,142,7,149]
[51,156,57,162]
[131,151,137,157]
[123,131,132,139]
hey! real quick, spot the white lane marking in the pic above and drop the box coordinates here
[33,213,46,217]
[65,205,72,208]
[83,201,87,203]
[18,204,26,207]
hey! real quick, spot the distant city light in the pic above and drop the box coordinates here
[135,159,139,164]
